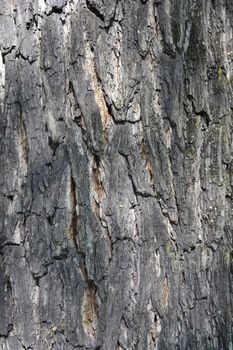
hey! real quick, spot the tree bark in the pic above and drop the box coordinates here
[0,0,232,349]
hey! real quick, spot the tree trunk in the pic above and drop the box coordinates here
[0,1,232,349]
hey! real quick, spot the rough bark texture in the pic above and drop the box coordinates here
[0,1,232,349]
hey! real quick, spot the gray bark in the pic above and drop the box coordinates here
[0,0,232,349]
